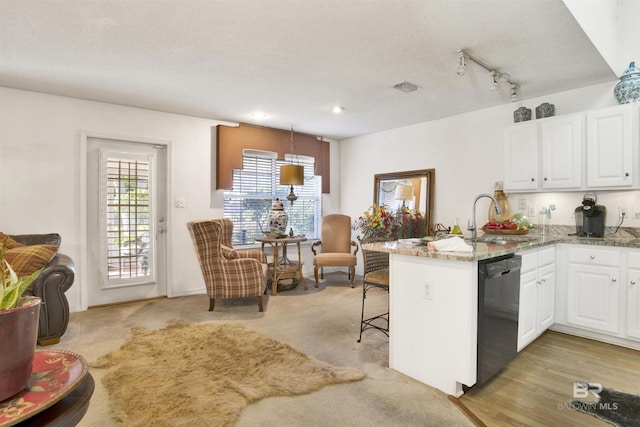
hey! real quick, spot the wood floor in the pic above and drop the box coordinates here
[455,331,640,426]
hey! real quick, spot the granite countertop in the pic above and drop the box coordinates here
[361,233,640,262]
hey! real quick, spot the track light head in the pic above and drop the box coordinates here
[510,84,519,102]
[489,71,499,92]
[456,50,467,76]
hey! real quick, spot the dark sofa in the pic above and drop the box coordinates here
[11,233,75,346]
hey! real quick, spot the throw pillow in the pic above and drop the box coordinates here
[0,232,22,249]
[4,244,59,278]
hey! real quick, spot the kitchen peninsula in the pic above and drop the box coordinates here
[362,233,640,397]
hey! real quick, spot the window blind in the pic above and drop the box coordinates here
[224,151,321,245]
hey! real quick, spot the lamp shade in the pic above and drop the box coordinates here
[280,165,304,185]
[395,184,413,201]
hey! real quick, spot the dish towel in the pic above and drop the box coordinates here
[427,237,473,252]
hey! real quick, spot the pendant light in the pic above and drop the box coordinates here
[279,127,304,204]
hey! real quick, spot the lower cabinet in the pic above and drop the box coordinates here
[627,250,640,340]
[566,246,621,335]
[517,247,556,351]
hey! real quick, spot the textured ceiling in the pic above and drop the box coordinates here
[0,0,615,139]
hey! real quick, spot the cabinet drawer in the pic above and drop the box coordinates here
[568,247,620,267]
[538,247,556,267]
[519,251,538,274]
[629,251,640,269]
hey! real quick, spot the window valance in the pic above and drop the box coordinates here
[216,124,330,193]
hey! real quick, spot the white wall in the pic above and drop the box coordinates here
[0,87,340,312]
[564,0,640,75]
[340,81,640,238]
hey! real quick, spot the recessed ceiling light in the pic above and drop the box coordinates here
[332,105,345,114]
[250,111,269,120]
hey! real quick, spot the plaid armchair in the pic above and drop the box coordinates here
[215,218,267,264]
[187,219,267,312]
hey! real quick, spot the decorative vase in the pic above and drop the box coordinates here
[268,198,288,237]
[535,103,555,119]
[0,297,41,401]
[614,61,640,104]
[513,107,532,123]
[488,184,512,224]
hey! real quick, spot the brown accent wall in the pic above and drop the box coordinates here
[216,124,330,193]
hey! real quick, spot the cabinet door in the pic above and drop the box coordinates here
[541,114,583,189]
[586,106,633,188]
[567,263,620,334]
[537,263,555,331]
[517,270,539,351]
[504,122,538,191]
[627,268,640,340]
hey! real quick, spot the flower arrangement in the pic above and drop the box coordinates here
[353,204,426,240]
[353,204,396,240]
[395,205,426,239]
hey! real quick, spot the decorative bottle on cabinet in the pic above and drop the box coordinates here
[614,61,640,104]
[488,182,512,223]
[268,198,288,236]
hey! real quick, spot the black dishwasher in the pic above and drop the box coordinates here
[476,254,521,387]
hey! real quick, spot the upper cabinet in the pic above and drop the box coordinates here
[586,104,637,188]
[504,122,538,191]
[504,114,583,191]
[541,114,583,189]
[504,104,639,193]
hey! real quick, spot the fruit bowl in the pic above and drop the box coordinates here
[481,227,529,235]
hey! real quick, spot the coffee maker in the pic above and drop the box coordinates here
[575,192,606,237]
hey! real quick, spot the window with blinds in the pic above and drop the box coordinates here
[224,150,321,245]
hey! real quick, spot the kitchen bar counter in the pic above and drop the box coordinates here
[368,232,640,397]
[362,234,640,262]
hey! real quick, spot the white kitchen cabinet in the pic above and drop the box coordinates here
[540,114,583,189]
[504,114,582,191]
[586,104,636,188]
[517,247,556,351]
[504,122,538,191]
[626,250,640,340]
[566,246,621,334]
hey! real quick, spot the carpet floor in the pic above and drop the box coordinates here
[46,273,474,427]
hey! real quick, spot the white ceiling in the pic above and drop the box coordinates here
[0,0,615,140]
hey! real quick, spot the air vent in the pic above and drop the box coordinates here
[393,81,419,93]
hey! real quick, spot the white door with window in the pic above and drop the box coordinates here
[86,137,167,306]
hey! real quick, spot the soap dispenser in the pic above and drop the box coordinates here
[451,218,463,235]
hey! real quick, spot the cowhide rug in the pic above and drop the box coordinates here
[91,320,365,426]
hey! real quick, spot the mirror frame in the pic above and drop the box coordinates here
[373,169,435,236]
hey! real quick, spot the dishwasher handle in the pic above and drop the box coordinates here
[480,255,522,278]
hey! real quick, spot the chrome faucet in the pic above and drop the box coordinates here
[468,193,502,239]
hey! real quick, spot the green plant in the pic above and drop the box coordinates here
[0,239,41,310]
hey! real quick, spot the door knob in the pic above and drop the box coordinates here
[632,280,637,285]
[611,278,617,283]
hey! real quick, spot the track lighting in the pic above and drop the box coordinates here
[457,49,520,100]
[510,84,519,102]
[489,71,498,92]
[456,50,467,76]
